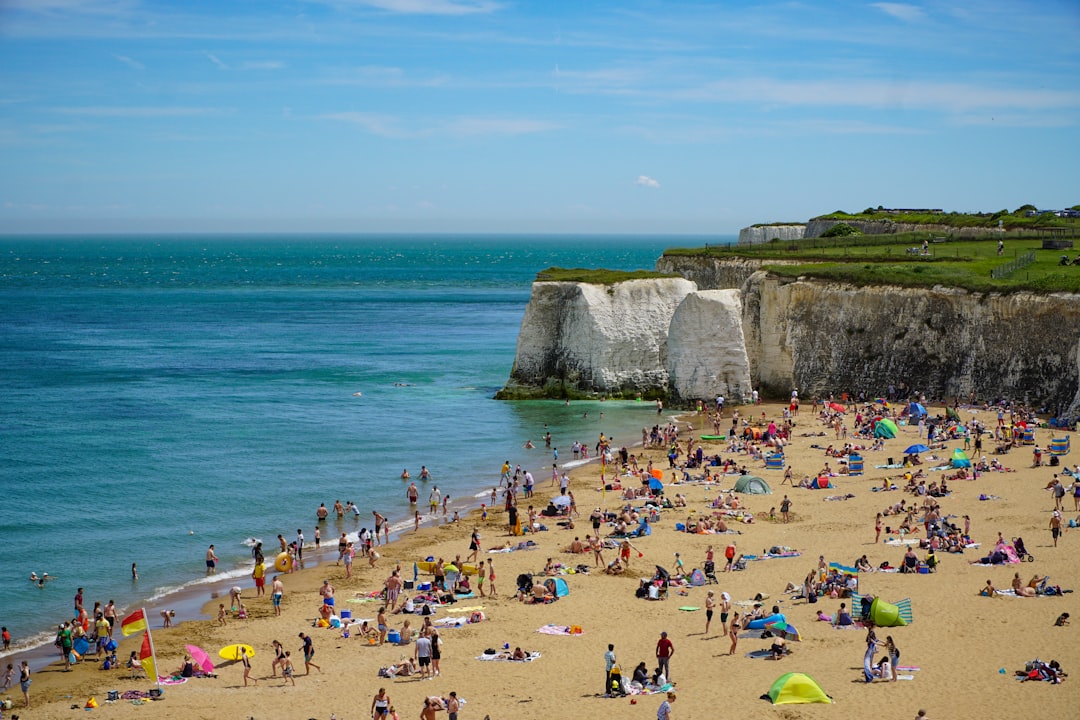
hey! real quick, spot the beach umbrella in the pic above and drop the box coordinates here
[648,477,664,492]
[828,402,846,413]
[653,565,670,580]
[185,644,214,674]
[904,444,930,454]
[650,468,664,480]
[764,620,802,641]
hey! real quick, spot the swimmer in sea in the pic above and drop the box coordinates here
[523,440,535,449]
[401,469,410,480]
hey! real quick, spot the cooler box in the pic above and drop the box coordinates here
[387,631,401,644]
[403,580,415,590]
[418,582,432,591]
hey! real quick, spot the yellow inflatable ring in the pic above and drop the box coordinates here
[274,552,292,572]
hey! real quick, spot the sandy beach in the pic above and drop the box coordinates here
[8,402,1078,720]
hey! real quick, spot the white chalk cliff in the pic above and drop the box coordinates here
[667,290,752,401]
[501,261,1080,418]
[737,224,806,245]
[500,278,696,397]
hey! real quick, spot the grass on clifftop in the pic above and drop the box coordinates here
[535,267,680,284]
[814,208,1080,231]
[664,234,1080,293]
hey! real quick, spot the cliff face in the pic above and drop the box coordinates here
[741,272,1080,413]
[502,260,1080,417]
[498,278,696,398]
[667,290,753,402]
[806,219,1007,238]
[655,255,804,291]
[738,224,806,245]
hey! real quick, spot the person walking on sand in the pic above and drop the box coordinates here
[298,632,321,674]
[19,660,30,708]
[241,646,257,686]
[372,687,391,718]
[205,544,218,574]
[875,513,884,543]
[477,557,487,597]
[468,527,481,563]
[604,643,617,695]
[414,629,433,679]
[486,558,497,596]
[272,575,284,616]
[728,612,741,655]
[280,651,295,686]
[657,691,675,720]
[719,591,732,637]
[655,631,674,681]
[1050,511,1063,547]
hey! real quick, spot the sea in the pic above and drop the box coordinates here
[0,233,733,665]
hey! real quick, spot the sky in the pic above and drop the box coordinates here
[0,0,1078,235]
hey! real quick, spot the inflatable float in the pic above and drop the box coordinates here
[415,560,478,576]
[274,552,293,572]
[745,613,786,630]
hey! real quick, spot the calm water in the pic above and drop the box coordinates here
[0,233,729,657]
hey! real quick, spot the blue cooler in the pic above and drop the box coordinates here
[340,610,352,620]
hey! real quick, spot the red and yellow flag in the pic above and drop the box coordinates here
[139,631,158,681]
[121,608,147,637]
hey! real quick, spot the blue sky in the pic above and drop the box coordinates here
[1,0,1078,235]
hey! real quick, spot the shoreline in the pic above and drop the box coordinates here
[2,413,678,676]
[13,401,1077,720]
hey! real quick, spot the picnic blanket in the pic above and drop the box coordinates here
[743,551,802,561]
[884,538,920,546]
[476,651,541,662]
[536,624,584,636]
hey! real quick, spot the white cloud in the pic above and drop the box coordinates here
[317,112,558,138]
[239,61,284,71]
[871,3,926,23]
[635,175,660,189]
[206,53,228,70]
[339,0,502,15]
[112,54,144,70]
[445,117,559,136]
[54,106,223,117]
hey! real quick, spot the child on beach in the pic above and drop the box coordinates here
[217,604,227,626]
[2,662,14,690]
[281,651,295,686]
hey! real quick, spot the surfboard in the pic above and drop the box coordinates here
[218,643,255,661]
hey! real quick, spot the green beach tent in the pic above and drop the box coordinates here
[733,475,772,495]
[869,597,909,627]
[766,672,832,705]
[874,418,898,438]
[951,448,971,469]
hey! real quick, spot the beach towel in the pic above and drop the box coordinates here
[875,464,904,470]
[884,538,920,546]
[678,606,700,611]
[455,605,486,613]
[536,624,584,635]
[158,676,187,685]
[743,552,802,561]
[433,616,469,627]
[476,651,541,662]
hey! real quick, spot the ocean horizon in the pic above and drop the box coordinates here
[0,232,735,666]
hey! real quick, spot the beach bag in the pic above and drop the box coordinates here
[421,604,433,616]
[107,691,120,702]
[469,611,485,623]
[148,688,163,698]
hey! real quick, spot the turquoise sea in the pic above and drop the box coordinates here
[0,234,731,662]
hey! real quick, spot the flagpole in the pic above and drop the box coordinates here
[140,608,161,686]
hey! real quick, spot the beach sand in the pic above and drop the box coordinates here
[9,402,1078,719]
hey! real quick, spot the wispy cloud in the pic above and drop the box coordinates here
[112,54,144,70]
[239,61,284,71]
[54,106,224,117]
[320,65,450,88]
[337,0,502,15]
[635,175,660,189]
[871,3,926,23]
[445,117,559,136]
[317,112,558,138]
[206,53,228,70]
[671,77,1080,114]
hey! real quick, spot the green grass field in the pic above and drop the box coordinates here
[664,233,1080,293]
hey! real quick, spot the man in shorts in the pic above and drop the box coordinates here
[205,545,218,574]
[272,576,284,617]
[414,629,433,679]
